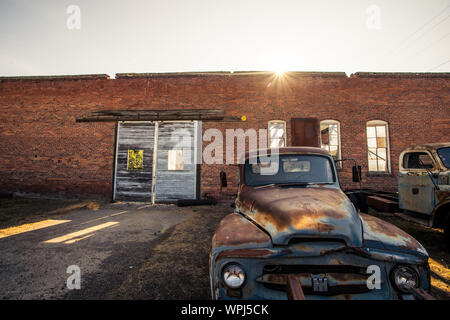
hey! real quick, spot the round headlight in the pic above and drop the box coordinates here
[392,266,419,293]
[222,264,246,289]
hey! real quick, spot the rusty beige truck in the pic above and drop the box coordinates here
[398,143,450,245]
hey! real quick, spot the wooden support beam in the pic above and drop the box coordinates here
[286,275,306,300]
[76,109,245,123]
[76,115,244,122]
[91,109,225,116]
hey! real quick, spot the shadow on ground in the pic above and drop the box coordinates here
[107,203,231,299]
[0,196,103,229]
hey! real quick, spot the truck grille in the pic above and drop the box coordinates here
[258,265,371,296]
[263,264,366,274]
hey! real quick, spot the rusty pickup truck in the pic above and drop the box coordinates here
[210,147,430,300]
[399,143,450,244]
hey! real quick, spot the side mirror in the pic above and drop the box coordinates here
[220,171,228,188]
[352,165,362,182]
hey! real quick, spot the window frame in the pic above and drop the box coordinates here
[319,119,342,169]
[400,151,437,172]
[366,120,391,173]
[267,120,286,148]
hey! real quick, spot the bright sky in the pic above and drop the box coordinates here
[0,0,449,77]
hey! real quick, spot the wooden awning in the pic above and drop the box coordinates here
[76,109,244,122]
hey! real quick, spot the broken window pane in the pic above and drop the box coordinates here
[320,125,330,145]
[268,121,286,147]
[269,123,285,138]
[320,121,341,168]
[270,138,284,148]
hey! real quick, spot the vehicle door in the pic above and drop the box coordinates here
[398,151,438,215]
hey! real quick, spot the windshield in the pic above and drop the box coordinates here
[244,154,336,186]
[437,147,450,169]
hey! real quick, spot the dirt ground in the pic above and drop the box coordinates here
[0,196,449,300]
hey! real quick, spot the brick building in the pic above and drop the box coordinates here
[0,71,449,202]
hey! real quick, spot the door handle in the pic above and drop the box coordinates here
[412,188,419,195]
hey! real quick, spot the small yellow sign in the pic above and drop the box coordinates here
[241,115,247,121]
[128,149,143,170]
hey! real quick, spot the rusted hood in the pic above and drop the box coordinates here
[236,185,363,246]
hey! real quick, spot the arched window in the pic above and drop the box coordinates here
[268,120,286,147]
[366,120,390,172]
[320,120,341,165]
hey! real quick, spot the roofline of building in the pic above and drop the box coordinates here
[115,71,348,78]
[1,71,449,82]
[351,72,450,78]
[0,74,110,82]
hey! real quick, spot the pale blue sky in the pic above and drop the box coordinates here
[0,0,449,77]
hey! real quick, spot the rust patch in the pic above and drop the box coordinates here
[239,185,353,232]
[213,213,270,247]
[436,190,450,203]
[361,213,425,252]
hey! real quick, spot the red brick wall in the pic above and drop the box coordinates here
[0,72,448,200]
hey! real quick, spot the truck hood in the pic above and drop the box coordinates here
[236,185,363,246]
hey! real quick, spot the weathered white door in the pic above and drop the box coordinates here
[154,121,198,202]
[114,121,200,202]
[114,122,156,201]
